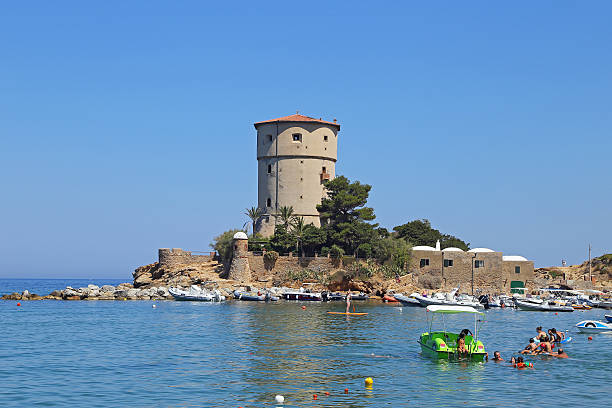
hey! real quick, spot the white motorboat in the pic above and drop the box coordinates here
[169,286,226,301]
[394,293,421,306]
[575,320,612,333]
[414,288,483,309]
[515,299,573,312]
[282,287,322,301]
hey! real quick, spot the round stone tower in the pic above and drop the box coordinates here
[254,113,340,237]
[228,231,250,282]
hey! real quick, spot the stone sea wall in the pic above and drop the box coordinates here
[2,283,176,301]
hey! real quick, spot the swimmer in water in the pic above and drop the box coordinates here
[520,338,538,354]
[548,348,568,359]
[535,326,547,341]
[492,351,504,361]
[534,335,553,355]
[457,336,468,355]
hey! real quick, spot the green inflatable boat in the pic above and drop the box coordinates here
[418,305,487,362]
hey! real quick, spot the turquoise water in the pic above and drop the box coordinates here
[1,280,611,407]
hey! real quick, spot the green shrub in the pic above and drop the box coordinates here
[330,245,344,259]
[264,250,279,263]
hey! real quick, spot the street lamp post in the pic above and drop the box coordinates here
[471,253,477,296]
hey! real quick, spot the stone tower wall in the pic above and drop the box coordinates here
[158,248,214,267]
[228,239,251,282]
[255,121,339,236]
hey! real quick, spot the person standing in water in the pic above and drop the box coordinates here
[345,292,351,313]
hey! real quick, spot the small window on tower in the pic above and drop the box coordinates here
[266,198,271,207]
[324,135,328,141]
[292,133,302,142]
[267,164,272,174]
[322,166,327,173]
[268,134,273,142]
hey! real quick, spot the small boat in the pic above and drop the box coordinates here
[598,301,612,309]
[169,286,226,301]
[383,294,399,302]
[414,288,484,309]
[418,305,487,362]
[515,299,574,312]
[233,290,278,301]
[282,290,322,301]
[605,315,612,323]
[323,292,346,301]
[393,293,421,306]
[349,292,369,301]
[572,303,592,310]
[575,320,612,333]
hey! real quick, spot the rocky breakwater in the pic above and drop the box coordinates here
[1,283,175,301]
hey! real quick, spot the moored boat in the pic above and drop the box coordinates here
[575,320,612,333]
[233,290,279,301]
[169,286,226,301]
[282,290,322,301]
[418,305,487,362]
[393,293,420,306]
[383,294,399,302]
[515,299,574,312]
[605,314,612,323]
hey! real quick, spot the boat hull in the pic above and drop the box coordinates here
[394,294,421,306]
[419,332,487,362]
[575,320,612,333]
[605,315,612,323]
[515,300,574,312]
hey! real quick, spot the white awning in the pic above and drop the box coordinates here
[426,305,484,315]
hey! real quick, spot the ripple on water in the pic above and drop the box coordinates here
[0,294,611,407]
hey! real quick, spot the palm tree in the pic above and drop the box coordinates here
[291,216,307,257]
[244,206,264,235]
[276,205,295,230]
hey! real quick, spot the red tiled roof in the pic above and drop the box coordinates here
[254,114,340,129]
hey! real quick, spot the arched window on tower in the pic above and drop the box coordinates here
[267,164,272,174]
[267,198,271,207]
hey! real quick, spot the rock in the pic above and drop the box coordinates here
[65,295,80,300]
[114,290,129,299]
[100,285,115,293]
[50,290,63,297]
[63,289,78,298]
[22,290,30,298]
[126,289,140,299]
[87,284,100,290]
[29,294,43,300]
[117,282,133,289]
[79,288,92,297]
[2,293,22,300]
[97,293,115,300]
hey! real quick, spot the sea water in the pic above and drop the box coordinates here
[1,279,611,407]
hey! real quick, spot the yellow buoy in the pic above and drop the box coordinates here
[365,377,373,387]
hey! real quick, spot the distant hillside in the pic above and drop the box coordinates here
[535,254,612,290]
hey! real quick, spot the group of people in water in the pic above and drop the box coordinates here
[484,325,569,368]
[519,326,569,358]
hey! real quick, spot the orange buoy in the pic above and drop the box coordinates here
[344,388,348,394]
[301,305,306,310]
[588,336,593,341]
[555,312,558,315]
[324,391,330,396]
[16,303,21,306]
[313,394,317,400]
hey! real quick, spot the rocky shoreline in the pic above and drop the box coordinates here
[1,283,177,301]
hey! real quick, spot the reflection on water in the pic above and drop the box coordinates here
[0,293,611,407]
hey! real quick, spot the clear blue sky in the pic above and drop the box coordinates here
[1,1,610,278]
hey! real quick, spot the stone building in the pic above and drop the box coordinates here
[254,113,340,237]
[410,245,534,294]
